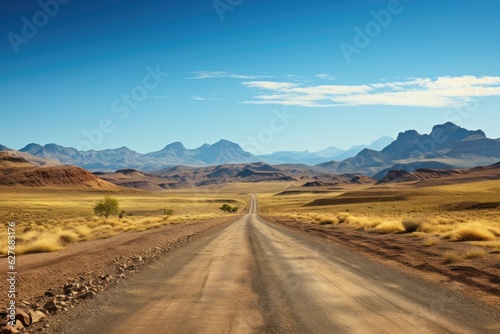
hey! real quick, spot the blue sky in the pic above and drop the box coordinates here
[1,0,500,154]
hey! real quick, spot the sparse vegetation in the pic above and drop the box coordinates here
[0,188,247,255]
[93,196,120,218]
[257,180,500,249]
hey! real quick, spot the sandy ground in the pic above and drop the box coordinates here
[0,216,234,309]
[263,215,500,309]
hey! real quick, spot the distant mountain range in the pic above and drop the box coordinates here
[318,122,500,178]
[1,122,499,176]
[12,140,256,171]
[0,137,393,172]
[258,136,394,165]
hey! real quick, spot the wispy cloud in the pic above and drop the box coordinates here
[144,95,168,99]
[315,73,337,81]
[241,76,500,108]
[187,71,274,80]
[191,95,220,101]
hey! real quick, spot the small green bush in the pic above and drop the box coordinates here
[220,204,239,213]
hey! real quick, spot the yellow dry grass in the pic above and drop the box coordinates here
[454,225,496,241]
[463,249,486,259]
[374,220,404,233]
[0,187,248,255]
[423,237,440,247]
[258,180,500,247]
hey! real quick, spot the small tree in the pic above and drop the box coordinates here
[93,196,120,218]
[231,206,239,213]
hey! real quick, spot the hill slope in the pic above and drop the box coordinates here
[376,161,500,186]
[0,152,118,189]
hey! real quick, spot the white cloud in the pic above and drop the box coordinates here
[241,76,500,108]
[315,73,337,81]
[191,95,219,101]
[187,71,274,80]
[243,81,298,90]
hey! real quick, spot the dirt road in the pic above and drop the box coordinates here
[61,195,500,333]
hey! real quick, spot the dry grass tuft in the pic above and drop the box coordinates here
[71,225,92,238]
[337,212,351,224]
[59,231,79,245]
[443,251,462,263]
[463,249,486,259]
[373,220,404,233]
[455,225,495,241]
[423,237,440,247]
[345,216,379,230]
[16,235,63,254]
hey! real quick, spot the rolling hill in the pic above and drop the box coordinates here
[96,162,375,190]
[0,152,118,189]
[376,161,500,187]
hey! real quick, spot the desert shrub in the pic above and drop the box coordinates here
[319,217,339,225]
[402,219,423,233]
[220,203,238,213]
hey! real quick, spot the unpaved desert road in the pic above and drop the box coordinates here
[62,195,500,334]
